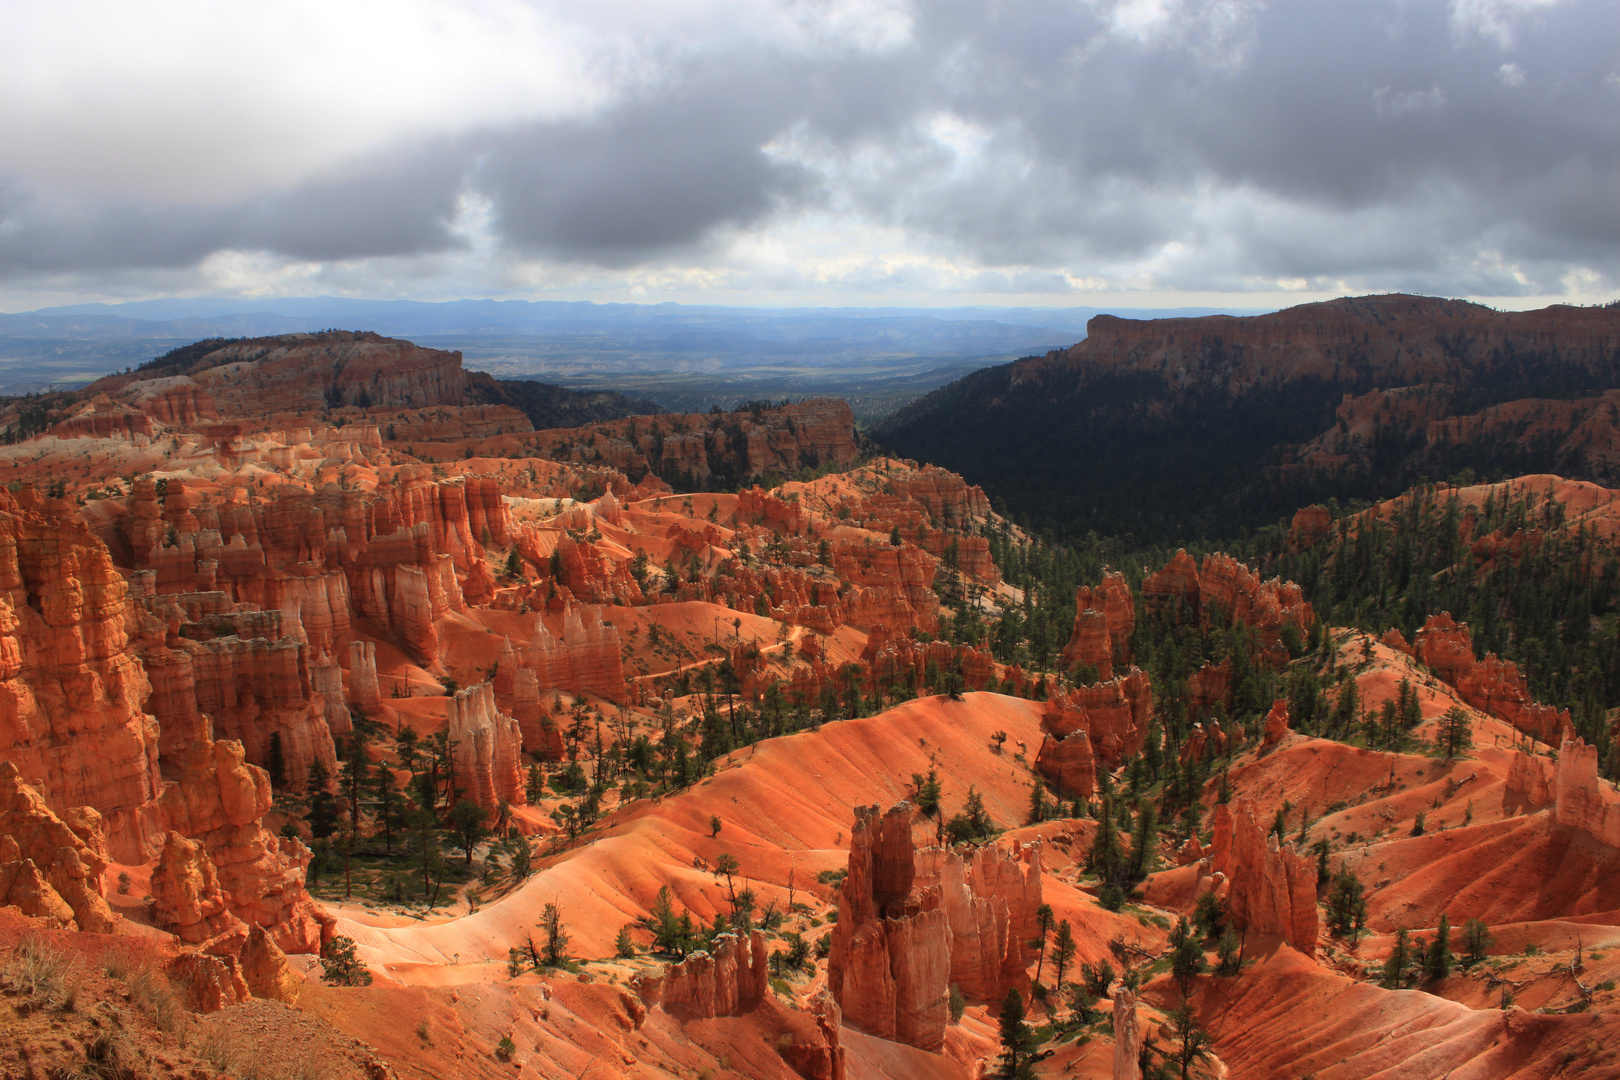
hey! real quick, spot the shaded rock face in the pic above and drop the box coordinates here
[1061,571,1134,680]
[150,830,246,951]
[446,683,525,811]
[1143,550,1315,667]
[158,739,330,953]
[240,923,301,1003]
[1036,730,1096,798]
[348,640,381,710]
[165,950,250,1012]
[1210,801,1318,958]
[1041,669,1153,771]
[1415,612,1571,743]
[827,803,1042,1052]
[1507,734,1620,847]
[857,627,1028,702]
[0,761,118,932]
[509,604,628,704]
[778,991,847,1080]
[1287,505,1333,551]
[659,929,769,1018]
[1261,699,1292,749]
[524,399,861,488]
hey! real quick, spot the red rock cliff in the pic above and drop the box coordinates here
[827,803,1041,1051]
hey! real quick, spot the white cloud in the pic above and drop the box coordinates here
[1449,0,1562,48]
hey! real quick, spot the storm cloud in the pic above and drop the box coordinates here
[2,0,1617,304]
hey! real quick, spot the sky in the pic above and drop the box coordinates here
[1,0,1617,313]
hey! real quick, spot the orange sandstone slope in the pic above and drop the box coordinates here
[341,692,1050,965]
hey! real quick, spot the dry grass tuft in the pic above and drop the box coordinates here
[195,1028,334,1080]
[1,934,82,1013]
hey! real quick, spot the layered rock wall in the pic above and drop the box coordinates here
[157,739,330,953]
[1415,612,1571,743]
[659,929,769,1018]
[1209,801,1318,957]
[827,803,1042,1051]
[0,761,118,932]
[0,490,163,862]
[1506,734,1620,847]
[446,683,525,811]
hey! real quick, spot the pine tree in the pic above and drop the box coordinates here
[1165,1002,1213,1080]
[1032,904,1054,984]
[319,935,373,986]
[1087,795,1123,886]
[1170,921,1207,999]
[541,902,569,967]
[1027,780,1049,825]
[1326,866,1367,938]
[1381,928,1411,989]
[1426,914,1453,980]
[1462,917,1493,966]
[997,989,1041,1079]
[1440,706,1473,758]
[1216,926,1242,973]
[1051,919,1076,991]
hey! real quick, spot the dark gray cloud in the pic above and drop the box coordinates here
[2,0,1617,298]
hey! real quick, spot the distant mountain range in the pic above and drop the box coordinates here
[0,296,1266,414]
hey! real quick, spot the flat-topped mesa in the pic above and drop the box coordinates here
[1036,295,1620,394]
[0,761,119,933]
[827,803,1042,1052]
[158,739,330,953]
[48,394,155,441]
[1414,612,1570,743]
[1141,550,1314,666]
[1209,801,1318,958]
[446,683,525,811]
[658,929,769,1018]
[91,332,473,420]
[0,488,164,862]
[1060,571,1134,680]
[1506,734,1620,847]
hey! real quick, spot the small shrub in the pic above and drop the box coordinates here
[320,935,373,986]
[1099,884,1125,912]
[495,1035,516,1061]
[948,982,966,1022]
